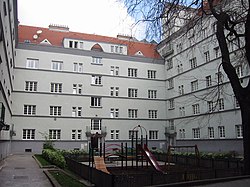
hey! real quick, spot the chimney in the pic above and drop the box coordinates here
[48,24,69,32]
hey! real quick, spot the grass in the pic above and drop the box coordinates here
[34,154,52,166]
[49,170,87,187]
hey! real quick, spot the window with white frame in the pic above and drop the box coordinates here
[169,99,175,110]
[72,107,82,117]
[192,104,200,114]
[192,128,200,139]
[128,88,138,97]
[25,81,37,92]
[178,85,184,95]
[169,120,175,130]
[176,43,183,53]
[91,119,102,130]
[91,97,101,107]
[92,57,102,64]
[235,125,243,138]
[111,45,123,54]
[71,130,82,140]
[191,80,198,92]
[69,40,80,48]
[234,96,240,108]
[166,58,173,70]
[115,130,119,139]
[148,70,156,79]
[149,130,158,140]
[51,61,63,71]
[110,130,120,139]
[0,103,5,122]
[129,130,138,139]
[148,110,157,119]
[110,87,119,97]
[51,83,62,93]
[110,66,119,76]
[190,57,197,69]
[204,51,210,62]
[73,84,82,94]
[214,47,220,58]
[235,65,243,78]
[218,98,224,110]
[50,106,62,116]
[168,78,174,89]
[91,75,102,85]
[24,105,36,115]
[179,106,185,116]
[73,62,83,73]
[128,109,138,118]
[206,75,212,87]
[128,68,137,77]
[49,129,61,140]
[148,90,157,99]
[26,58,39,69]
[216,72,223,84]
[208,127,214,139]
[71,130,76,140]
[218,126,225,138]
[22,129,35,140]
[179,129,185,139]
[177,64,183,74]
[110,108,119,118]
[207,101,214,112]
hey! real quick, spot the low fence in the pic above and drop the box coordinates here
[65,157,243,187]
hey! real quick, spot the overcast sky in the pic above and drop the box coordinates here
[17,0,146,40]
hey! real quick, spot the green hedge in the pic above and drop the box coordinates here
[42,149,66,168]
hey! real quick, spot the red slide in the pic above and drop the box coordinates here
[141,144,164,173]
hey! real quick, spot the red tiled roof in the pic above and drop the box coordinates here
[18,25,161,59]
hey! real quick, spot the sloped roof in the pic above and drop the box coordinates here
[18,25,162,59]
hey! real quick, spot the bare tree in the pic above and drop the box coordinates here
[123,0,250,174]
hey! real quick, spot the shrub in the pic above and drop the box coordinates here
[42,149,66,168]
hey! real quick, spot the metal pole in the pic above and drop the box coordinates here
[125,143,128,169]
[132,133,134,168]
[121,142,124,169]
[136,131,138,169]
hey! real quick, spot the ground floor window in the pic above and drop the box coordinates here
[22,129,35,140]
[49,129,61,140]
[149,130,158,140]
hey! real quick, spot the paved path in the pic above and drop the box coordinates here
[0,154,52,187]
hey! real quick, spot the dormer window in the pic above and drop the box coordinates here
[135,51,144,56]
[111,45,123,54]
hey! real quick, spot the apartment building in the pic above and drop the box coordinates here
[158,1,247,153]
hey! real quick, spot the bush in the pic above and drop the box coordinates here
[42,149,66,168]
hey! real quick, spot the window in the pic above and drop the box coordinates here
[26,59,38,69]
[218,98,224,110]
[168,99,175,110]
[24,105,36,115]
[50,106,62,116]
[69,40,80,48]
[169,120,174,130]
[49,129,61,140]
[216,72,223,84]
[148,70,156,79]
[3,2,7,16]
[25,81,37,91]
[168,78,174,89]
[201,28,207,39]
[72,107,82,117]
[190,57,197,69]
[22,129,35,140]
[110,108,119,118]
[110,66,119,76]
[129,130,138,139]
[92,57,102,64]
[206,75,212,87]
[212,22,217,33]
[191,80,198,92]
[73,63,83,73]
[234,96,240,108]
[128,88,138,97]
[192,128,200,139]
[235,65,243,78]
[208,127,214,139]
[111,45,123,54]
[128,68,137,77]
[178,85,184,95]
[179,129,185,139]
[51,83,62,93]
[148,110,157,119]
[177,64,183,74]
[192,104,200,114]
[73,84,82,94]
[110,87,119,97]
[91,97,101,107]
[204,51,210,62]
[214,47,220,58]
[149,130,158,140]
[166,58,173,70]
[148,90,157,99]
[235,125,243,138]
[91,119,102,130]
[72,130,82,140]
[218,126,225,138]
[0,103,5,122]
[79,42,84,49]
[91,75,102,85]
[51,61,63,71]
[128,109,138,118]
[176,43,183,53]
[111,130,120,139]
[179,107,185,117]
[207,101,214,112]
